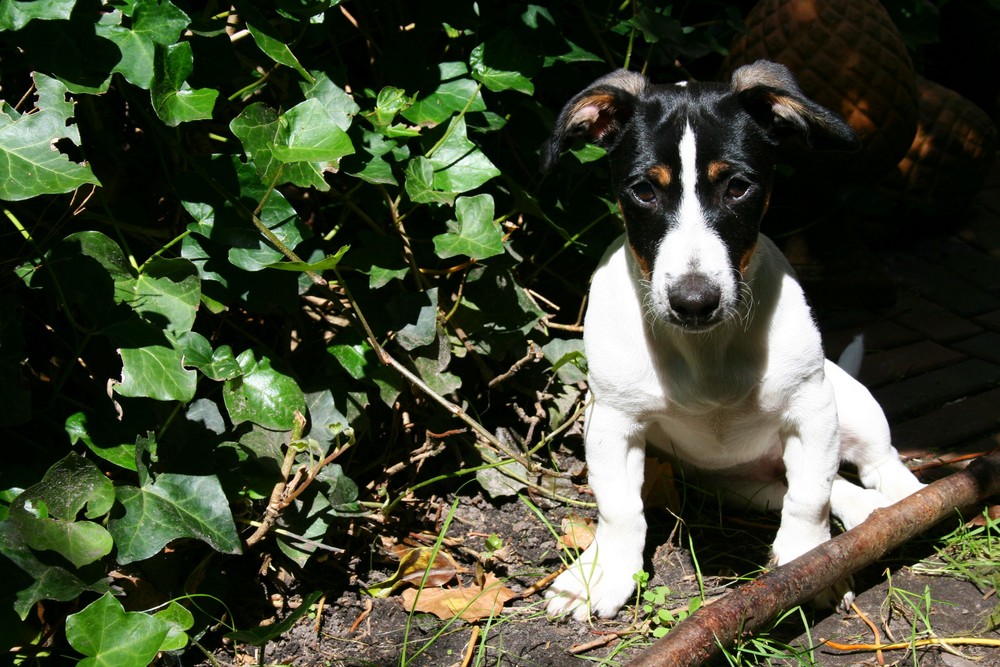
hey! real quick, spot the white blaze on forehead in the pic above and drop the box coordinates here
[650,123,735,309]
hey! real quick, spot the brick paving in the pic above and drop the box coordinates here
[806,166,1000,470]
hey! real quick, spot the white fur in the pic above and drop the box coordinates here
[648,124,736,322]
[545,234,924,620]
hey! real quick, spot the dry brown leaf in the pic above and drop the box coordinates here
[399,573,517,622]
[559,515,595,551]
[363,547,464,598]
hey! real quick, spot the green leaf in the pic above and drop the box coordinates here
[300,71,359,131]
[223,349,306,430]
[272,99,355,164]
[242,4,314,82]
[0,0,75,31]
[7,454,116,568]
[226,590,323,645]
[0,73,100,201]
[401,62,486,126]
[469,37,537,94]
[116,345,198,402]
[427,117,500,194]
[327,342,371,381]
[66,593,170,667]
[154,601,194,652]
[66,412,138,472]
[433,194,504,259]
[152,42,218,126]
[181,156,310,271]
[265,245,349,272]
[231,102,334,191]
[110,473,242,565]
[0,522,112,620]
[395,288,440,351]
[118,257,201,336]
[96,0,191,89]
[174,331,242,381]
[404,156,455,205]
[13,453,115,521]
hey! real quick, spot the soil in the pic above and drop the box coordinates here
[197,453,1000,667]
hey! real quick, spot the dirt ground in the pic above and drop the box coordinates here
[199,454,1000,667]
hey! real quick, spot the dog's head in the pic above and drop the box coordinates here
[542,61,858,332]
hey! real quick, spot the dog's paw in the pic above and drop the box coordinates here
[813,577,856,613]
[545,546,640,621]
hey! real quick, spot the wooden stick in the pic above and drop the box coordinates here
[626,453,1000,667]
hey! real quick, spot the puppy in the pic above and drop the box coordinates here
[540,61,924,620]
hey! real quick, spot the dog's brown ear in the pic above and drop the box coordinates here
[731,60,859,152]
[540,69,647,173]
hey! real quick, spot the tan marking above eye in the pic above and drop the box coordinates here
[647,164,672,188]
[707,160,731,182]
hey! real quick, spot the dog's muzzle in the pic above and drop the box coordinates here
[667,273,723,329]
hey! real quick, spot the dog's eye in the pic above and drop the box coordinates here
[629,181,657,204]
[725,177,752,201]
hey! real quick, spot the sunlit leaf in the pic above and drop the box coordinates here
[0,73,100,200]
[66,593,170,667]
[0,0,75,31]
[427,117,500,194]
[223,349,306,430]
[242,3,314,82]
[433,194,503,259]
[117,345,198,402]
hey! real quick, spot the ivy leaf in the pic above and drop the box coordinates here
[65,593,171,667]
[0,0,74,31]
[65,412,138,472]
[427,117,500,194]
[8,454,116,568]
[395,288,440,351]
[299,71,359,131]
[433,194,504,259]
[0,73,100,201]
[110,473,242,565]
[154,600,194,652]
[174,331,242,381]
[241,3,314,82]
[469,36,538,94]
[117,257,201,336]
[180,156,310,271]
[151,42,218,126]
[272,99,355,165]
[96,0,191,89]
[116,345,198,402]
[0,522,111,620]
[231,102,334,191]
[404,156,456,205]
[223,349,306,430]
[265,245,348,272]
[401,62,486,126]
[15,452,116,521]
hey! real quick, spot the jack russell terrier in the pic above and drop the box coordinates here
[540,60,924,620]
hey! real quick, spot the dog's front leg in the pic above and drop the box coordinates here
[772,378,854,608]
[545,403,647,620]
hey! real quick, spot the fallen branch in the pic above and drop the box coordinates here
[626,453,1000,667]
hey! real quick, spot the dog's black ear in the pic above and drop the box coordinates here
[540,69,647,173]
[731,60,860,152]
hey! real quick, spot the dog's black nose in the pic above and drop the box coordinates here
[670,274,721,324]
